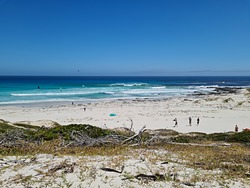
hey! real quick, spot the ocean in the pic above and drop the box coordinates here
[0,76,250,105]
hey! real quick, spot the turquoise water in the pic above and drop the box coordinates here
[0,76,250,105]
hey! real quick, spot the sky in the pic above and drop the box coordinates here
[0,0,250,76]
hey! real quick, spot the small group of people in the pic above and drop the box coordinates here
[173,117,200,127]
[188,117,200,126]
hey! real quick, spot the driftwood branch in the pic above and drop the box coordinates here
[128,117,133,131]
[135,173,166,181]
[100,165,124,173]
[68,126,147,147]
[144,131,160,145]
[69,131,127,147]
[121,125,146,145]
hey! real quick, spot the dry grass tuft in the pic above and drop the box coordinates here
[0,139,129,157]
[158,143,250,178]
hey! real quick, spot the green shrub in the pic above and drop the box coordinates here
[207,133,229,141]
[28,124,114,141]
[207,132,250,142]
[227,131,250,142]
[171,136,190,143]
[0,122,18,133]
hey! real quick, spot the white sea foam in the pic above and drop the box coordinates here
[187,85,219,89]
[10,85,219,99]
[109,83,148,87]
[11,92,95,97]
[186,85,219,93]
[103,91,115,94]
[151,86,166,89]
[11,89,101,97]
[0,98,78,105]
[122,88,188,95]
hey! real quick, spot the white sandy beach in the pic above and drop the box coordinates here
[0,89,249,133]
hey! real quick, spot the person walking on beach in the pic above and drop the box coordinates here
[235,125,239,132]
[173,118,178,127]
[197,117,200,126]
[189,117,192,126]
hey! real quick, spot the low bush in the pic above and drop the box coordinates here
[27,124,114,141]
[227,131,250,142]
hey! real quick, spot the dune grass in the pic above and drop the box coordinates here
[149,143,250,178]
[0,121,250,179]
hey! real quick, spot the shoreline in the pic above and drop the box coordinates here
[0,95,181,107]
[0,88,249,134]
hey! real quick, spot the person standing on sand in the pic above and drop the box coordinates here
[197,117,200,126]
[235,125,239,132]
[173,118,178,127]
[189,117,192,126]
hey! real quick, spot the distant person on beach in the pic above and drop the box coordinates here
[72,102,74,105]
[235,125,238,132]
[173,118,178,127]
[84,107,86,111]
[189,117,192,126]
[197,118,200,126]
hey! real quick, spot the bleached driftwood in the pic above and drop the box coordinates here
[69,125,147,147]
[121,125,146,145]
[128,117,134,131]
[69,131,127,146]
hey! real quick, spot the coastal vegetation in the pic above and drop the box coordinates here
[0,120,250,186]
[0,120,250,152]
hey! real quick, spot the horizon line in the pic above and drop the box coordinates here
[1,75,250,77]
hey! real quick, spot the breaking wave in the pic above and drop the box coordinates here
[109,83,148,87]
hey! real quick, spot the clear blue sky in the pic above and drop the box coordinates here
[0,0,250,76]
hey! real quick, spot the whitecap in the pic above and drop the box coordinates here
[109,83,148,87]
[151,86,166,89]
